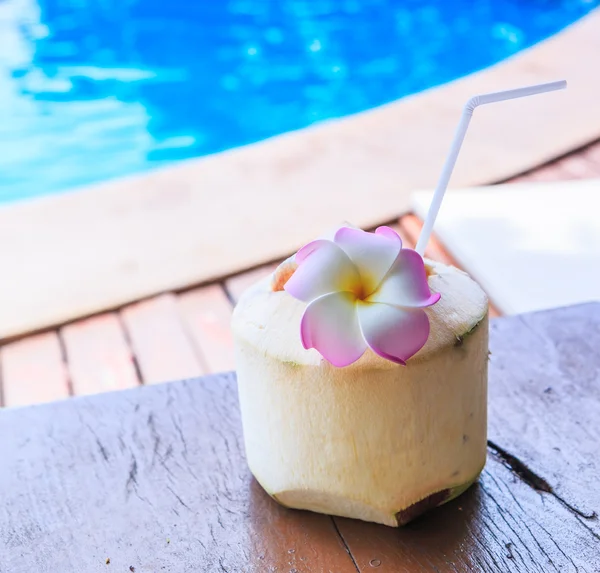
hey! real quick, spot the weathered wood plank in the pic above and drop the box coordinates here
[486,302,600,536]
[335,302,600,570]
[0,333,69,407]
[225,264,279,305]
[121,294,204,384]
[0,374,358,572]
[2,305,598,571]
[178,284,235,373]
[61,314,139,396]
[335,450,599,572]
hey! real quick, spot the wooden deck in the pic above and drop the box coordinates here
[3,304,600,570]
[2,139,600,408]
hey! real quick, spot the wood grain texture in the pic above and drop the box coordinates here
[334,302,600,571]
[121,294,204,384]
[61,314,139,396]
[487,303,600,536]
[0,374,357,572]
[1,304,599,572]
[0,332,69,407]
[178,284,235,373]
[335,452,599,572]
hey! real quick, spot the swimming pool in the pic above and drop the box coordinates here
[1,0,598,203]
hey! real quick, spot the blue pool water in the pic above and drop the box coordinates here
[1,0,598,203]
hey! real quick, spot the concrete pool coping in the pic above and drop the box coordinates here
[1,8,599,341]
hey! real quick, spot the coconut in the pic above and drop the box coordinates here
[231,259,488,527]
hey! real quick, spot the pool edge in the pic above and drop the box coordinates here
[1,8,599,340]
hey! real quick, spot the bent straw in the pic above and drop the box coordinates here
[415,79,567,256]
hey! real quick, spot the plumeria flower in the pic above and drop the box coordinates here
[283,226,440,367]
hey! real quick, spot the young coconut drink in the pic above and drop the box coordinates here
[231,80,566,526]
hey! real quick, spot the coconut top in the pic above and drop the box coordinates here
[232,259,488,370]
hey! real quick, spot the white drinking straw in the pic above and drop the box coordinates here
[415,79,567,256]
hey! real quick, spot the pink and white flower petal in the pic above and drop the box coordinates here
[333,226,402,296]
[295,239,325,264]
[286,240,360,302]
[301,292,367,367]
[375,225,403,248]
[367,249,440,308]
[357,302,431,364]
